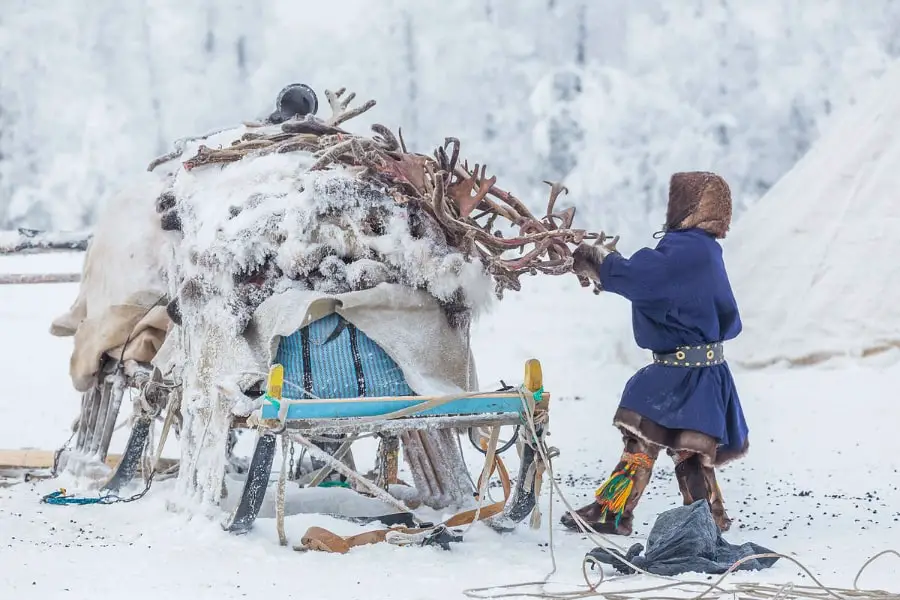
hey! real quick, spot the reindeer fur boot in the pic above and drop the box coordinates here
[671,450,732,532]
[561,434,659,536]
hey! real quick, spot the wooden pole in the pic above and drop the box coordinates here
[0,228,91,254]
[0,273,81,285]
[0,449,175,471]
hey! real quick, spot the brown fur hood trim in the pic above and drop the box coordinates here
[665,171,732,239]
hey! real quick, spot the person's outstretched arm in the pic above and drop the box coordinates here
[579,236,706,305]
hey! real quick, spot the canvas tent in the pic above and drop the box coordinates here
[728,62,900,367]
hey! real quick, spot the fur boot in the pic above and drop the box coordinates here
[561,434,659,536]
[671,450,732,531]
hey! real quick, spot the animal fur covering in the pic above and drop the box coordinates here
[50,173,172,392]
[152,122,493,510]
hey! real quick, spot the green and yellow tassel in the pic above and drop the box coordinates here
[593,453,653,526]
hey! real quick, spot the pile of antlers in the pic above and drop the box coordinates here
[164,87,618,296]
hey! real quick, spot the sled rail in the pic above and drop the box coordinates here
[246,412,522,436]
[0,449,176,472]
[0,273,81,285]
[0,228,87,284]
[259,391,536,421]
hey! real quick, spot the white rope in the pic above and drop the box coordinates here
[287,431,415,516]
[462,389,900,600]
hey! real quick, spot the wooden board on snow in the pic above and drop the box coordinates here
[0,449,176,471]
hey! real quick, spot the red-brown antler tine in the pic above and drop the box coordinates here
[543,180,569,216]
[444,138,460,173]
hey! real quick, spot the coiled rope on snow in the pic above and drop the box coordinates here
[461,389,900,600]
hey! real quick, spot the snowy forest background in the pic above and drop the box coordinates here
[0,0,896,250]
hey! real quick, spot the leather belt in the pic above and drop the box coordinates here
[653,343,724,367]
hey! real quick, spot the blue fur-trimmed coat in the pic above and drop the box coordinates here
[598,228,749,455]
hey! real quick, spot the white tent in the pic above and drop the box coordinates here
[728,62,900,367]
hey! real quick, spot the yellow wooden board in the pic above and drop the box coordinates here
[0,449,176,471]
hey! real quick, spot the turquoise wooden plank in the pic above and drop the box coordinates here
[260,394,523,420]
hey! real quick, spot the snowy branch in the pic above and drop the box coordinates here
[0,228,91,255]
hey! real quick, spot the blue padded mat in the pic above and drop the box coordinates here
[274,313,415,400]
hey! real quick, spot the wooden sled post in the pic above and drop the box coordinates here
[54,366,126,479]
[99,367,179,493]
[502,358,551,525]
[221,365,282,534]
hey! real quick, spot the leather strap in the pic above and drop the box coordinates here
[296,454,512,554]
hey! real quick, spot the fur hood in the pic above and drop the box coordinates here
[664,172,732,239]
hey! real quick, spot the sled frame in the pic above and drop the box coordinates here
[51,357,183,492]
[222,359,550,534]
[53,361,150,481]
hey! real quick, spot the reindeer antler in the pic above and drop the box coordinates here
[325,87,377,127]
[417,160,609,295]
[173,83,616,297]
[447,163,496,218]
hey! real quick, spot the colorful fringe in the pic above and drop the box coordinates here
[593,452,654,526]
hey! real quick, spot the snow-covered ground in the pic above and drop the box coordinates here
[1,252,899,599]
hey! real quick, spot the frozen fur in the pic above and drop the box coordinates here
[158,140,495,508]
[167,151,495,338]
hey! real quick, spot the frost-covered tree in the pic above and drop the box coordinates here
[554,0,894,248]
[0,0,896,245]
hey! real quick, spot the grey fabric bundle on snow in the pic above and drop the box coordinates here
[587,500,780,576]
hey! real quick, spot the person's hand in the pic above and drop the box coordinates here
[572,243,603,281]
[572,234,619,282]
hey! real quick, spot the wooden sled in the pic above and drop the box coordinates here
[221,358,551,536]
[46,311,552,542]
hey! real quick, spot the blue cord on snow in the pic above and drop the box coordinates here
[41,489,122,505]
[41,479,153,505]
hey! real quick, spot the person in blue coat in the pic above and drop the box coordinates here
[561,171,749,536]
